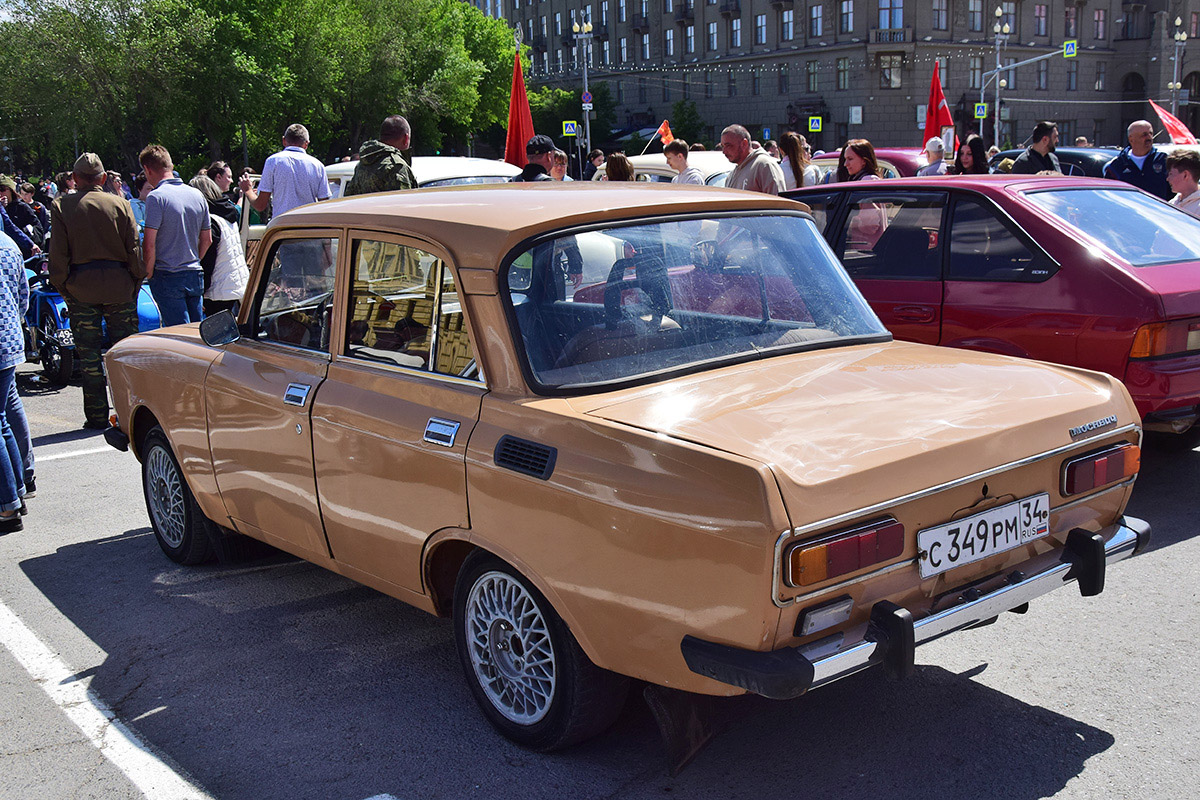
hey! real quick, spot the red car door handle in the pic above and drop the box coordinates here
[894,306,936,323]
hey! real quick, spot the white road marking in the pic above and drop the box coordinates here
[0,602,212,799]
[362,795,402,800]
[36,445,113,462]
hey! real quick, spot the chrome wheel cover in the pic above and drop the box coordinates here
[145,445,186,548]
[465,570,557,725]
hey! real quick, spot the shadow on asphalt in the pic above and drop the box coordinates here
[1127,436,1200,552]
[21,527,1113,800]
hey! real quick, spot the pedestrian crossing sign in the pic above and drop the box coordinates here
[563,121,578,136]
[808,116,822,133]
[1063,40,1077,58]
[974,103,988,119]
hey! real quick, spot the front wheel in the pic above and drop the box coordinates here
[140,426,214,565]
[40,310,74,385]
[454,552,629,751]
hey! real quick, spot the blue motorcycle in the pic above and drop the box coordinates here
[23,255,161,385]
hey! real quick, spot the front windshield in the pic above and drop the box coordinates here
[1025,187,1200,267]
[505,214,887,390]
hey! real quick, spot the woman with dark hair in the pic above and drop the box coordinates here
[779,132,820,189]
[953,135,990,174]
[836,139,882,182]
[604,152,636,181]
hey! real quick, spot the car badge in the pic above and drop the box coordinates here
[1069,415,1118,439]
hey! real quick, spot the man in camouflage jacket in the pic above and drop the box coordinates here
[344,115,416,196]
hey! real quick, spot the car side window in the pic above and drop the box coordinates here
[790,192,839,234]
[838,193,946,281]
[254,237,339,352]
[949,197,1055,282]
[344,239,480,380]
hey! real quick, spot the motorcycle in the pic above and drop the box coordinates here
[23,255,162,385]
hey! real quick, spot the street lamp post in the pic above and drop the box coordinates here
[572,17,594,157]
[993,7,1010,148]
[1171,17,1188,118]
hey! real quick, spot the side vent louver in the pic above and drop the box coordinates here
[494,436,557,480]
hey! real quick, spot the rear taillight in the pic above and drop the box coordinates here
[1129,318,1200,359]
[786,518,905,587]
[1062,444,1140,496]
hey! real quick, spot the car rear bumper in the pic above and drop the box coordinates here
[1126,355,1200,431]
[681,516,1150,700]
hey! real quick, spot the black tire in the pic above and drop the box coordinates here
[40,310,74,386]
[453,552,629,751]
[140,426,215,565]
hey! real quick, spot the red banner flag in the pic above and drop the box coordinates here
[1149,99,1198,145]
[924,61,959,151]
[656,119,674,146]
[504,50,536,168]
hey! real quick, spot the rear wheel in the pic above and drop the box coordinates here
[453,552,629,750]
[141,426,214,565]
[40,311,74,385]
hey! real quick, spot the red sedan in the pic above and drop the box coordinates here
[787,175,1200,440]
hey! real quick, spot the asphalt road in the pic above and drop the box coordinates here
[1,363,1196,800]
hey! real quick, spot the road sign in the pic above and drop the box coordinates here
[808,116,822,133]
[581,91,593,104]
[1063,40,1077,57]
[562,121,578,136]
[974,102,988,119]
[581,103,593,111]
[762,126,771,140]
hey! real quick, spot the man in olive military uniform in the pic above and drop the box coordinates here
[344,115,416,196]
[49,153,142,430]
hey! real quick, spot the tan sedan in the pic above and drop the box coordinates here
[103,183,1148,753]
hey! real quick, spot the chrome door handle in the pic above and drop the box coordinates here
[283,383,312,407]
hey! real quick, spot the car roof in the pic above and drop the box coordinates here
[785,173,1133,194]
[272,182,805,272]
[325,156,521,184]
[595,151,732,179]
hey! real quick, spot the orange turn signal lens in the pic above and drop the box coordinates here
[1129,318,1200,359]
[1062,444,1140,496]
[787,519,905,587]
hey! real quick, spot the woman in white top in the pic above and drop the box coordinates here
[189,176,250,315]
[779,132,821,190]
[1166,149,1200,220]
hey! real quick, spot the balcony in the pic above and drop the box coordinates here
[720,1,741,18]
[770,0,793,6]
[871,26,912,43]
[674,5,695,23]
[591,23,609,40]
[530,34,547,52]
[631,13,650,32]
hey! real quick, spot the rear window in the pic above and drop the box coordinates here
[1025,188,1200,267]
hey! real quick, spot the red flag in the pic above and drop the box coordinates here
[1149,99,1198,145]
[655,120,674,146]
[924,61,959,151]
[504,50,535,168]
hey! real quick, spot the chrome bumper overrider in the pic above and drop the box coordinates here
[682,516,1150,700]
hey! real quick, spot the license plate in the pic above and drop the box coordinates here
[917,493,1050,579]
[58,330,74,346]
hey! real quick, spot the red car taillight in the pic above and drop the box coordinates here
[787,519,905,587]
[1062,444,1140,496]
[1129,318,1200,359]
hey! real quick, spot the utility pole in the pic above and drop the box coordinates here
[1171,17,1188,118]
[572,13,594,158]
[993,6,1010,148]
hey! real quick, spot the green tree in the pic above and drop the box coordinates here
[670,99,705,147]
[527,82,615,151]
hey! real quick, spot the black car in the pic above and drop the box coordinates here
[989,146,1120,177]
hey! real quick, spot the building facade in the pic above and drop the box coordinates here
[469,0,1200,151]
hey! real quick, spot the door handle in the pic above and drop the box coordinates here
[894,306,936,323]
[283,383,312,407]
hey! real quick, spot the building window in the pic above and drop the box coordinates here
[727,69,736,97]
[1094,10,1106,40]
[618,0,626,22]
[779,63,790,93]
[704,70,713,98]
[879,54,902,88]
[810,5,823,37]
[969,56,982,89]
[839,0,853,33]
[640,33,649,58]
[1064,7,1077,38]
[555,49,562,69]
[752,67,761,95]
[879,0,902,29]
[1003,56,1016,89]
[685,24,695,53]
[602,40,610,64]
[807,59,819,92]
[1034,5,1046,36]
[1000,1,1015,32]
[968,0,982,32]
[1036,59,1047,90]
[665,0,673,10]
[731,17,741,47]
[554,12,561,35]
[936,56,948,86]
[708,21,717,50]
[640,0,648,14]
[755,13,767,44]
[601,1,609,25]
[932,0,947,31]
[1066,60,1077,91]
[665,28,674,56]
[1095,61,1106,91]
[837,57,849,90]
[620,37,627,62]
[782,9,795,40]
[1193,13,1199,38]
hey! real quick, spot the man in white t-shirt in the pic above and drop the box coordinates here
[240,124,331,217]
[665,140,704,185]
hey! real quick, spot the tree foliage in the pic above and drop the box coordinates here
[0,0,517,176]
[527,82,614,152]
[670,99,706,147]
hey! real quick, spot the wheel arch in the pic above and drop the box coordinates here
[129,405,163,461]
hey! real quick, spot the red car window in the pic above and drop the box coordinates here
[948,198,1055,282]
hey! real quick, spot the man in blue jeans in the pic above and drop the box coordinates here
[140,144,211,325]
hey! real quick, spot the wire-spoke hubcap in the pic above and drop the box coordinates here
[466,570,556,725]
[146,446,186,548]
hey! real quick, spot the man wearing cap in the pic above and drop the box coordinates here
[916,138,948,176]
[48,153,143,430]
[509,135,556,182]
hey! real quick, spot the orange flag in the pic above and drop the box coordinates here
[656,120,674,146]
